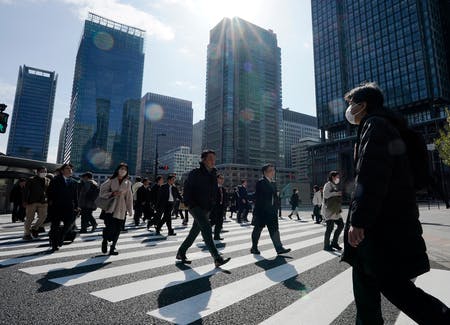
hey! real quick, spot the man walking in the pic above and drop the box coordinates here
[176,150,230,268]
[78,172,98,233]
[236,179,250,223]
[210,174,226,240]
[155,174,181,236]
[10,178,26,223]
[250,164,291,255]
[147,175,163,229]
[136,178,152,226]
[342,82,450,324]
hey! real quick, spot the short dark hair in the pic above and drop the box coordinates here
[81,172,93,179]
[142,178,149,183]
[292,188,298,194]
[167,174,176,181]
[201,149,216,160]
[135,176,142,182]
[37,166,47,172]
[155,175,163,182]
[19,178,27,182]
[344,82,384,112]
[60,163,73,171]
[240,179,247,184]
[261,163,275,174]
[313,185,319,191]
[328,171,340,182]
[217,173,224,179]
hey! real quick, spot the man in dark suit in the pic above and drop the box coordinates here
[155,174,182,236]
[210,173,227,240]
[250,164,291,255]
[236,179,250,223]
[136,178,152,226]
[147,175,163,229]
[47,163,79,251]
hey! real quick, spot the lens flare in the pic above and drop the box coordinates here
[243,62,253,72]
[93,32,114,51]
[240,108,255,123]
[145,103,164,122]
[86,148,112,170]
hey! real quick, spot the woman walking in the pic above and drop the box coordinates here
[100,163,133,255]
[322,171,344,251]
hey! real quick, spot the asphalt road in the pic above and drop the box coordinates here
[0,206,449,324]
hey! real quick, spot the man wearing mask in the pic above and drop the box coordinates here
[250,164,291,255]
[321,171,344,251]
[342,82,450,324]
[23,167,50,240]
[155,174,182,236]
[177,149,230,268]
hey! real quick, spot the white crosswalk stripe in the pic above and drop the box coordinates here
[1,216,449,324]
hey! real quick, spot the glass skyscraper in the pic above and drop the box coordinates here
[65,13,145,174]
[137,92,193,176]
[204,17,282,166]
[7,65,57,161]
[310,0,450,191]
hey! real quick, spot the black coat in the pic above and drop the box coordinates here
[342,108,429,279]
[251,177,278,228]
[290,193,300,209]
[10,183,24,204]
[157,184,182,209]
[184,163,217,211]
[136,185,152,208]
[237,185,249,208]
[47,175,79,215]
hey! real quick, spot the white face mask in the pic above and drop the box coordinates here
[118,170,127,177]
[345,103,364,125]
[38,173,47,178]
[334,178,340,185]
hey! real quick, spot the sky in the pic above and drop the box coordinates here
[0,0,316,163]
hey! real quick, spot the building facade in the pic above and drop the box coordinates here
[192,119,205,155]
[65,13,145,174]
[204,17,282,166]
[57,118,69,164]
[137,92,193,177]
[158,146,200,178]
[7,65,57,161]
[310,0,450,197]
[282,109,320,168]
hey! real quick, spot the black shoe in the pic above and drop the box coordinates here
[31,228,39,238]
[277,247,291,255]
[91,224,97,232]
[109,250,119,256]
[22,235,33,241]
[101,240,108,254]
[79,229,88,234]
[214,256,231,268]
[182,222,188,226]
[168,232,177,236]
[331,243,343,251]
[288,215,292,219]
[154,231,161,236]
[214,237,224,240]
[176,253,191,264]
[324,246,334,252]
[38,227,45,233]
[250,248,260,255]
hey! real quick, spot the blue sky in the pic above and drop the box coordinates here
[0,0,316,163]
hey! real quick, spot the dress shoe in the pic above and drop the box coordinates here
[38,227,45,233]
[79,229,88,234]
[323,246,334,252]
[214,237,224,240]
[101,240,108,254]
[331,243,343,251]
[22,235,33,241]
[250,248,261,255]
[91,224,97,232]
[176,253,191,264]
[109,250,119,256]
[31,228,39,238]
[214,256,231,268]
[277,247,291,255]
[288,215,292,219]
[168,232,177,236]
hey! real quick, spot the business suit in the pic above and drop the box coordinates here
[210,185,226,240]
[156,183,182,235]
[47,175,79,250]
[236,185,249,222]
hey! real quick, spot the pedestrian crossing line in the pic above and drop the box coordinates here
[147,250,337,324]
[91,236,325,302]
[20,226,325,275]
[0,221,316,259]
[260,268,353,325]
[395,269,450,325]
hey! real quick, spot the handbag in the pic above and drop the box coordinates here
[94,196,115,211]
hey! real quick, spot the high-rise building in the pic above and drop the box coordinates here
[65,13,145,174]
[137,92,193,177]
[310,0,450,191]
[192,119,205,155]
[57,118,69,164]
[7,65,57,161]
[158,146,200,178]
[282,109,319,168]
[204,17,282,166]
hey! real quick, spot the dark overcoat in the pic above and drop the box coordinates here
[251,177,278,228]
[342,108,429,279]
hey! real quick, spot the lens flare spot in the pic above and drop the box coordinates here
[93,32,114,51]
[240,109,255,123]
[243,62,253,72]
[145,103,164,122]
[86,148,112,170]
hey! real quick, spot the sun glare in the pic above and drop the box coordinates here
[199,0,262,23]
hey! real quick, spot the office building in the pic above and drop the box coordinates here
[57,118,69,164]
[192,119,205,155]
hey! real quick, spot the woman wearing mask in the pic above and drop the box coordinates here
[322,171,344,251]
[100,163,133,255]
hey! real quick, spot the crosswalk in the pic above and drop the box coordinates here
[1,215,449,324]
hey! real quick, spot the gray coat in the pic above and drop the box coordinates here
[321,181,342,220]
[78,180,98,210]
[99,178,133,220]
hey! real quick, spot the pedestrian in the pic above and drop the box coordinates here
[229,187,238,219]
[312,185,323,224]
[176,149,230,268]
[210,173,226,240]
[78,172,99,233]
[10,178,26,223]
[100,163,133,255]
[155,174,181,236]
[147,175,163,230]
[287,188,301,220]
[22,167,50,240]
[135,178,152,226]
[250,164,291,255]
[132,176,143,224]
[236,179,250,223]
[276,191,282,219]
[322,171,344,251]
[341,82,450,324]
[47,163,79,251]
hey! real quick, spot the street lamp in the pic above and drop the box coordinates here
[154,133,166,180]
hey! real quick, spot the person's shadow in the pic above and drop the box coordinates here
[156,263,212,325]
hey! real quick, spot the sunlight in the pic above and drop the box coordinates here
[197,0,262,23]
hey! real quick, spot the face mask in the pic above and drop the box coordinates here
[345,103,364,125]
[334,178,340,185]
[38,173,47,178]
[118,170,127,177]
